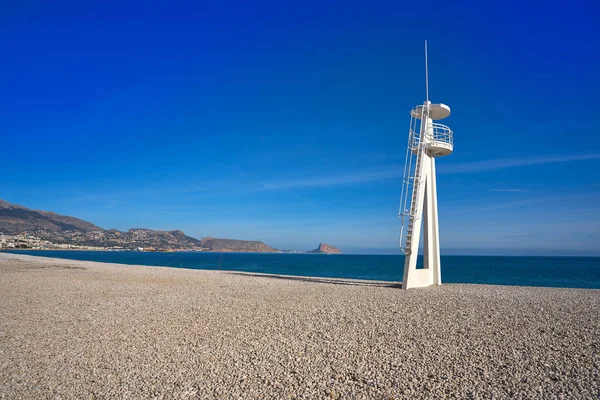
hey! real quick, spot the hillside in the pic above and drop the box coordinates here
[0,199,279,252]
[199,237,278,253]
[0,199,102,234]
[69,228,204,250]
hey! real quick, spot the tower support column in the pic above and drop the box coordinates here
[402,152,430,289]
[402,153,442,289]
[424,156,441,285]
[402,114,443,289]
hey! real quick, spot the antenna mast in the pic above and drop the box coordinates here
[425,40,429,102]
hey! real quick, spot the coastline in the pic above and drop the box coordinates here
[1,252,599,398]
[4,249,600,290]
[0,252,396,287]
[0,248,340,254]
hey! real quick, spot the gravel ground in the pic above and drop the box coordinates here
[0,253,599,399]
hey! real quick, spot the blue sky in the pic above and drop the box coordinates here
[1,1,599,255]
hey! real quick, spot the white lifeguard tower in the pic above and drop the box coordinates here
[398,41,454,289]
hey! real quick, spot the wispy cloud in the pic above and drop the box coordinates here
[503,235,540,238]
[475,198,546,211]
[260,153,600,190]
[439,153,600,174]
[67,153,600,200]
[261,169,402,190]
[473,192,600,212]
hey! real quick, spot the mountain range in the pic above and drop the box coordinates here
[0,199,338,253]
[0,199,102,233]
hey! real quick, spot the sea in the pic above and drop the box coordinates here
[3,250,600,289]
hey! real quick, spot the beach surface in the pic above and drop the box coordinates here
[1,253,599,399]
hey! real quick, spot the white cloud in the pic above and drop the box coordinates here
[261,169,402,190]
[439,153,600,174]
[260,153,600,190]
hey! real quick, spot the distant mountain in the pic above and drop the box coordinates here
[86,228,204,250]
[199,236,278,253]
[0,199,102,234]
[308,243,341,254]
[0,199,279,252]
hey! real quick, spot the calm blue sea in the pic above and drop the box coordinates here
[3,250,600,289]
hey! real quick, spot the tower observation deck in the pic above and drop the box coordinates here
[409,103,453,157]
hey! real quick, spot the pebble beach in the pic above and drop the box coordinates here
[1,252,599,399]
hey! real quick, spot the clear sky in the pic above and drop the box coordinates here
[1,1,599,255]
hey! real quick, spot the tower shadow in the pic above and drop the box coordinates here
[227,272,403,289]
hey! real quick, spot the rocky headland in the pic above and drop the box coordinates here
[308,243,342,254]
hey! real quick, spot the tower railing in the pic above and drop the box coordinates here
[407,122,453,150]
[431,123,453,147]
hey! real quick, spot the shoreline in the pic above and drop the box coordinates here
[1,252,599,398]
[4,250,600,291]
[1,252,400,287]
[6,248,600,257]
[0,248,344,255]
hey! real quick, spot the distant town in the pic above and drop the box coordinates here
[1,233,107,251]
[0,231,191,252]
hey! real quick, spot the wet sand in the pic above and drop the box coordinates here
[1,252,599,399]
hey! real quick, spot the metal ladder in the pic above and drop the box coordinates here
[399,109,428,254]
